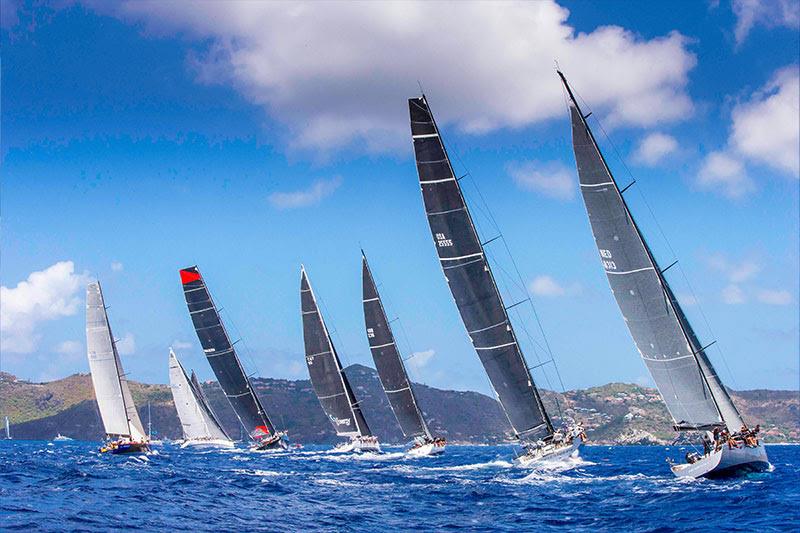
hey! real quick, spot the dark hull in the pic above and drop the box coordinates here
[104,442,149,455]
[252,434,288,451]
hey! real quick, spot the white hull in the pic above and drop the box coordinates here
[514,440,582,467]
[331,436,381,454]
[406,442,446,457]
[671,443,769,478]
[180,438,235,449]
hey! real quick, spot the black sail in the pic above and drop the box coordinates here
[362,253,430,439]
[179,266,277,440]
[558,72,744,432]
[300,267,372,437]
[409,96,552,442]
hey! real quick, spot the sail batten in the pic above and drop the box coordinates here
[169,349,230,442]
[361,254,431,440]
[300,267,372,437]
[179,266,276,441]
[409,96,553,442]
[559,71,744,432]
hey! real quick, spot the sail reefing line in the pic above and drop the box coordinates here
[409,96,554,444]
[558,70,745,433]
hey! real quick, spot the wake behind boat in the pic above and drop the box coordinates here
[86,282,150,455]
[361,252,445,457]
[559,70,769,479]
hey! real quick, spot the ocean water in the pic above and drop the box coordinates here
[0,441,797,532]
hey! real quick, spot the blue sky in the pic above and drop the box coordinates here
[1,0,798,395]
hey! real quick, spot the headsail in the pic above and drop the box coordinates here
[85,282,146,440]
[190,370,229,438]
[300,266,371,437]
[179,266,276,441]
[408,96,553,443]
[361,252,431,440]
[558,71,744,432]
[168,349,231,442]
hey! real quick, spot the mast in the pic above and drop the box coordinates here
[409,96,553,443]
[361,251,431,440]
[558,70,744,432]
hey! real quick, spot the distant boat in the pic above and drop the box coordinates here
[361,251,444,457]
[558,70,769,478]
[169,348,234,449]
[179,266,287,451]
[408,96,584,465]
[53,434,73,442]
[4,416,10,440]
[300,266,380,453]
[86,282,149,455]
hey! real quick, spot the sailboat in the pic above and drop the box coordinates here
[361,252,445,456]
[169,348,234,449]
[300,266,381,453]
[558,71,769,478]
[53,434,73,442]
[85,282,149,455]
[179,266,287,451]
[408,96,584,465]
[5,416,11,440]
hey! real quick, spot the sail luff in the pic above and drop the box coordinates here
[190,370,231,440]
[559,71,743,431]
[409,96,553,442]
[361,252,431,440]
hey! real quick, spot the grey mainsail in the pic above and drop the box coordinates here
[558,71,744,432]
[179,266,277,441]
[361,252,431,440]
[85,282,147,440]
[301,266,372,437]
[169,349,231,442]
[408,96,553,443]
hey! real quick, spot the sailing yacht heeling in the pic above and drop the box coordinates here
[85,281,149,455]
[558,70,768,478]
[408,96,582,463]
[179,266,286,451]
[361,252,445,456]
[300,266,380,453]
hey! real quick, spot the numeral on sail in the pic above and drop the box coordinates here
[435,233,453,247]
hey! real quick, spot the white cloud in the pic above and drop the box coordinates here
[529,275,582,298]
[730,65,799,176]
[707,253,762,283]
[721,284,746,305]
[632,132,678,166]
[0,261,91,354]
[115,333,136,355]
[755,288,792,305]
[111,261,124,272]
[268,176,342,209]
[55,340,83,356]
[172,340,193,350]
[410,349,435,367]
[86,1,697,152]
[508,160,574,200]
[733,0,799,46]
[697,151,755,199]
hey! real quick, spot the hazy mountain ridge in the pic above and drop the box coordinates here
[1,367,797,444]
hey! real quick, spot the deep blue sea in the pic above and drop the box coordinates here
[1,441,797,531]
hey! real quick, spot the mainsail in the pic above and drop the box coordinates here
[361,252,431,440]
[558,71,744,432]
[168,349,230,442]
[85,282,147,440]
[179,266,276,440]
[300,266,372,437]
[408,96,553,443]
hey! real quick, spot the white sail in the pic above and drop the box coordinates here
[85,282,146,441]
[168,349,230,441]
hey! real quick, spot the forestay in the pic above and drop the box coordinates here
[85,282,146,440]
[169,349,230,442]
[559,71,743,432]
[179,266,277,440]
[301,267,371,437]
[362,253,430,440]
[408,96,553,442]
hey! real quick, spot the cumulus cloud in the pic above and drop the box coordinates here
[410,349,435,367]
[632,132,678,165]
[508,160,574,200]
[529,275,581,297]
[83,1,697,152]
[697,151,755,199]
[268,176,342,209]
[55,340,83,356]
[755,288,792,305]
[733,0,800,46]
[115,333,136,355]
[1,261,91,354]
[111,261,124,272]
